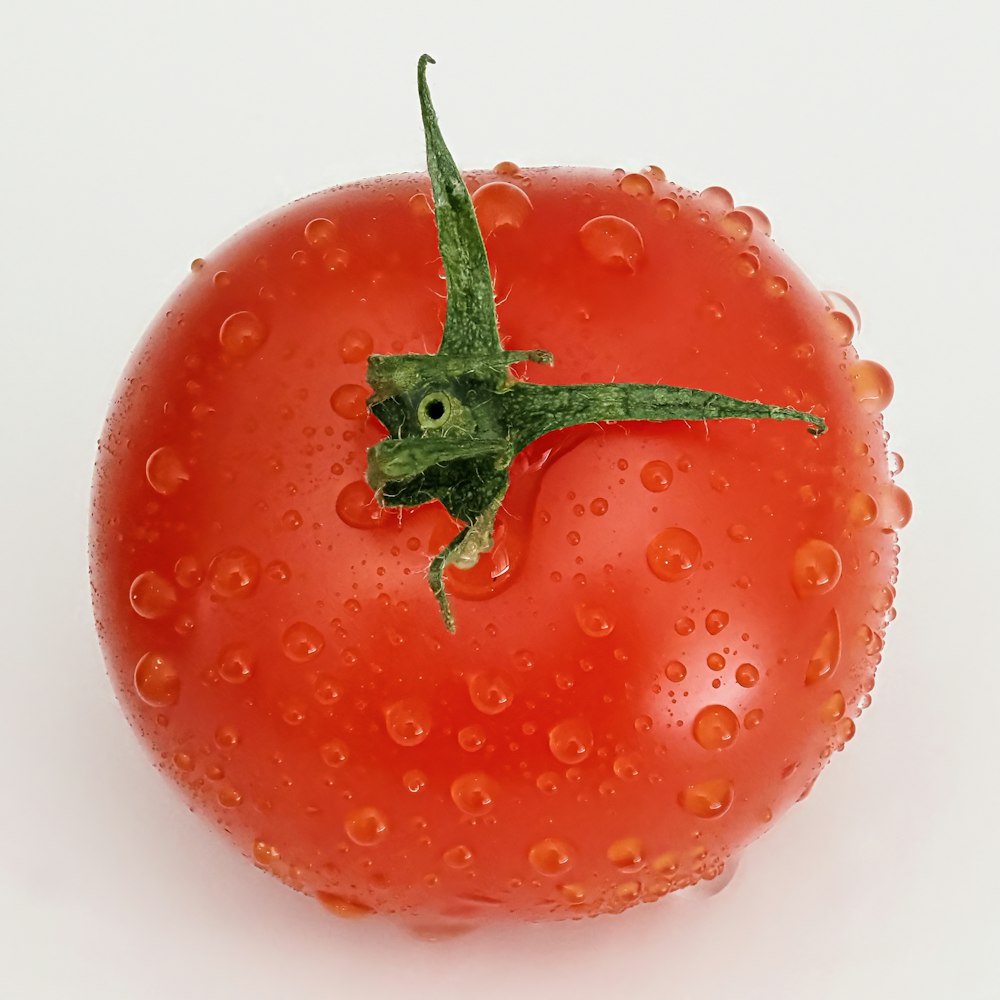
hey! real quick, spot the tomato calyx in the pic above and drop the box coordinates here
[365,55,827,632]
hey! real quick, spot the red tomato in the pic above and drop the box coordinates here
[90,74,907,929]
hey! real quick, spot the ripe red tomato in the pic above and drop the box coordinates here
[91,63,907,930]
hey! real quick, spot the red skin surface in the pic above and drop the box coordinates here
[90,166,903,926]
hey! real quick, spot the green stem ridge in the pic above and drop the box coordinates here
[365,56,827,632]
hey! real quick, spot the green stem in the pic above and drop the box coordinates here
[364,56,827,632]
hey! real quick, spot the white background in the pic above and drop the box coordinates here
[2,2,996,997]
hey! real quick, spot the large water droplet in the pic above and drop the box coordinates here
[339,328,373,364]
[134,652,180,707]
[578,215,644,272]
[336,481,387,529]
[548,719,593,764]
[640,460,673,492]
[304,217,336,246]
[528,838,575,876]
[385,700,432,746]
[619,173,654,198]
[575,604,616,638]
[693,705,739,750]
[219,311,268,359]
[145,446,189,495]
[345,806,389,846]
[330,384,368,420]
[467,671,515,715]
[320,739,349,767]
[805,610,841,685]
[207,548,260,599]
[791,539,842,598]
[450,773,498,816]
[678,778,735,819]
[607,837,644,872]
[472,181,533,233]
[218,644,254,684]
[850,360,894,412]
[879,483,912,531]
[442,844,474,869]
[647,527,701,582]
[129,570,178,619]
[282,622,325,662]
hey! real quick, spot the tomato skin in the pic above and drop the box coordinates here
[91,166,901,924]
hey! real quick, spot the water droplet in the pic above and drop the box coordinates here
[558,883,587,904]
[634,714,653,733]
[403,769,427,792]
[640,460,673,492]
[721,210,753,240]
[458,724,487,752]
[827,311,855,346]
[727,523,752,543]
[219,311,268,359]
[548,719,594,764]
[282,622,325,662]
[889,452,904,476]
[129,570,178,619]
[735,663,759,688]
[304,217,336,246]
[850,360,894,413]
[822,290,862,332]
[408,192,433,217]
[450,773,498,816]
[317,891,374,919]
[820,690,846,723]
[766,275,789,297]
[647,527,701,582]
[443,844,474,869]
[791,539,842,598]
[320,739,349,767]
[345,806,389,846]
[665,660,687,683]
[385,700,431,746]
[207,548,260,600]
[702,301,725,321]
[700,186,734,213]
[322,248,350,271]
[134,652,180,707]
[145,446,189,495]
[330,384,368,420]
[848,491,879,527]
[336,481,387,529]
[707,652,727,672]
[472,181,533,232]
[216,644,253,684]
[613,754,641,781]
[656,197,680,220]
[575,604,616,638]
[590,497,609,516]
[619,172,654,197]
[578,215,644,271]
[674,616,695,636]
[734,251,760,277]
[678,778,735,818]
[705,609,729,635]
[339,328,373,364]
[217,785,243,808]
[214,724,240,748]
[529,838,575,876]
[736,205,771,236]
[744,708,764,729]
[467,670,515,715]
[879,483,912,531]
[607,837,644,872]
[693,705,740,750]
[173,555,202,589]
[805,610,841,685]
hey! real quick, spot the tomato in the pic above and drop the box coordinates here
[90,58,907,931]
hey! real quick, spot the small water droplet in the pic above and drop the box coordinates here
[693,705,740,750]
[822,290,862,332]
[647,527,701,582]
[578,215,644,271]
[848,491,879,527]
[320,739,349,767]
[613,754,641,781]
[827,311,855,346]
[403,769,427,792]
[805,610,841,685]
[820,690,846,723]
[443,844,474,869]
[322,248,350,271]
[134,652,180,707]
[705,609,729,635]
[640,460,673,492]
[791,539,842,598]
[282,622,325,662]
[304,217,336,246]
[575,604,616,638]
[345,806,389,846]
[529,838,575,876]
[766,275,789,297]
[472,181,533,232]
[879,483,912,531]
[253,840,280,867]
[678,778,735,818]
[219,311,268,359]
[674,616,695,636]
[850,360,894,413]
[218,644,253,684]
[458,724,486,752]
[316,891,374,919]
[145,446,189,495]
[744,708,764,729]
[450,773,498,816]
[340,328,373,364]
[548,719,593,764]
[665,660,687,683]
[215,724,240,748]
[721,210,753,240]
[656,197,680,220]
[385,700,432,746]
[706,652,727,672]
[129,570,178,619]
[736,205,771,236]
[727,523,752,543]
[735,663,759,688]
[607,837,644,872]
